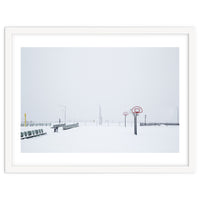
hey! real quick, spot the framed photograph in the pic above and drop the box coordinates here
[4,27,195,173]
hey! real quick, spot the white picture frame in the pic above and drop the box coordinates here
[4,26,196,173]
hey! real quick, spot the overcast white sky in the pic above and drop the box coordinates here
[21,47,179,123]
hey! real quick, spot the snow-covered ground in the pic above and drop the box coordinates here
[21,124,179,153]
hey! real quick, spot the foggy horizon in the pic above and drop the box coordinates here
[21,47,179,123]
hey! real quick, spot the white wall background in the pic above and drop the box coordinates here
[0,0,199,200]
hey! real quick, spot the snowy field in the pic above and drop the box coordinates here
[21,124,179,153]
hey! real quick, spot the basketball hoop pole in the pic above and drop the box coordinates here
[131,106,143,135]
[134,113,137,135]
[123,112,129,128]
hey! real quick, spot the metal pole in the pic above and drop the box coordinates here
[99,105,102,125]
[124,115,127,127]
[24,113,26,127]
[177,107,179,124]
[145,114,147,125]
[59,105,67,125]
[64,106,66,125]
[134,113,137,135]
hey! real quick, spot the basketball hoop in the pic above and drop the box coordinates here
[123,112,129,116]
[131,106,143,114]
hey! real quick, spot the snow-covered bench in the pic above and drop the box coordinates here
[21,129,47,139]
[63,123,79,130]
[51,123,66,132]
